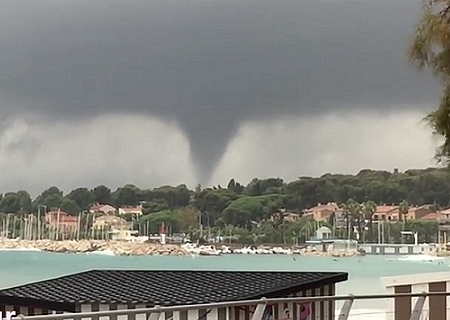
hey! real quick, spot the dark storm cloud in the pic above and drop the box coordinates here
[0,0,438,182]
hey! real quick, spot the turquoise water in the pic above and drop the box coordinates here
[1,251,449,318]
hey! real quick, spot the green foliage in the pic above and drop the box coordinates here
[193,188,239,226]
[0,193,21,213]
[91,185,112,204]
[142,199,169,214]
[141,185,191,208]
[139,210,179,233]
[0,169,450,245]
[67,188,93,211]
[243,178,284,196]
[227,179,244,194]
[409,0,450,164]
[60,197,81,215]
[407,220,438,243]
[34,186,64,210]
[222,194,286,228]
[112,184,141,206]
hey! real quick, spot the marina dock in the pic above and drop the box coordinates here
[358,243,438,255]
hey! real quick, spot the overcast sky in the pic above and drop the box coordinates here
[0,0,441,195]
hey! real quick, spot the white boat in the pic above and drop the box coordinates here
[198,245,221,256]
[220,245,232,254]
[181,243,201,255]
[256,246,272,254]
[236,246,257,254]
[272,247,287,254]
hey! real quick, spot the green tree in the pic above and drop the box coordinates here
[222,195,285,228]
[91,185,112,204]
[343,199,361,240]
[17,190,33,213]
[227,179,244,194]
[139,210,179,233]
[175,206,199,233]
[409,0,450,165]
[0,193,21,213]
[60,197,81,215]
[142,199,169,214]
[243,178,284,196]
[362,200,377,242]
[193,188,239,226]
[112,184,142,206]
[399,200,410,225]
[67,187,93,210]
[34,186,64,209]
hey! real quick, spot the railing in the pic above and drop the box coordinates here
[9,292,450,320]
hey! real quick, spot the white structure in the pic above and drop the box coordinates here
[316,226,332,239]
[118,205,143,215]
[109,229,138,241]
[382,271,450,320]
[89,204,117,215]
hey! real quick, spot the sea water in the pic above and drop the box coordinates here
[0,251,449,319]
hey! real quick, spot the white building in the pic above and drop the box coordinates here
[118,205,143,216]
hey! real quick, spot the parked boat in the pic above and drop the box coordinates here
[198,245,221,256]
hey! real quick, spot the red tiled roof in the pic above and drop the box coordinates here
[421,212,440,220]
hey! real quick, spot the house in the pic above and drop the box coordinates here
[44,210,79,232]
[283,212,300,222]
[406,204,436,220]
[303,202,342,222]
[269,209,300,223]
[440,208,450,218]
[92,215,130,230]
[420,212,441,221]
[372,205,399,221]
[89,204,116,215]
[118,205,143,216]
[0,269,348,319]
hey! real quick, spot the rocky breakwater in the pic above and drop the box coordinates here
[0,239,188,256]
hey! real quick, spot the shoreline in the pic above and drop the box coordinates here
[0,239,188,256]
[0,239,363,257]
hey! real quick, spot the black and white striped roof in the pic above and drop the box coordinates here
[0,270,348,311]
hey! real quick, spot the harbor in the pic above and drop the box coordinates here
[0,238,364,257]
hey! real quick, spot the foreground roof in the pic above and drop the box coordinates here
[0,269,348,311]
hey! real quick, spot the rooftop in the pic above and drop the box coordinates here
[0,270,347,311]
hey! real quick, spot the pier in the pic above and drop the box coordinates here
[359,243,438,255]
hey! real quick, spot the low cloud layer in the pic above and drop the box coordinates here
[0,115,196,195]
[0,109,438,195]
[212,108,438,186]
